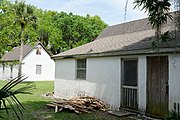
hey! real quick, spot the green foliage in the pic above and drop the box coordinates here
[0,60,19,66]
[0,0,107,56]
[0,75,35,119]
[134,0,172,28]
[134,0,172,50]
[0,0,17,57]
[165,110,180,120]
[151,31,174,49]
[53,12,107,53]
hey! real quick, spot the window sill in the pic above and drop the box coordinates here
[75,78,86,80]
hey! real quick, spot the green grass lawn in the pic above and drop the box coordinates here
[0,80,134,120]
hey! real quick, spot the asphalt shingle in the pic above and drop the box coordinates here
[1,45,33,61]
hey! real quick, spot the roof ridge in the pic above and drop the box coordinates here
[109,17,148,28]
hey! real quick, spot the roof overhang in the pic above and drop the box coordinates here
[52,47,180,60]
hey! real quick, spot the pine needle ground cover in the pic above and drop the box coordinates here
[0,81,132,120]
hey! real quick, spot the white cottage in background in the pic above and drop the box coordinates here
[53,12,180,117]
[0,42,55,81]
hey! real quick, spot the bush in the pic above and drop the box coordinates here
[165,111,180,120]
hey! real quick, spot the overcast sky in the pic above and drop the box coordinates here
[25,0,148,26]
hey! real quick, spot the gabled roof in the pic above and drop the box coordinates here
[1,42,51,62]
[1,45,33,61]
[53,11,180,59]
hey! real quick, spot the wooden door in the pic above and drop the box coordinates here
[147,56,168,117]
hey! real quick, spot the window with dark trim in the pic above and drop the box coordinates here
[76,59,86,79]
[36,65,42,74]
[121,58,138,109]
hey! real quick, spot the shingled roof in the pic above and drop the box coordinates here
[1,42,52,62]
[1,45,33,62]
[53,12,180,59]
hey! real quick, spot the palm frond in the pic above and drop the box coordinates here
[0,75,35,120]
[6,97,21,120]
[0,75,24,91]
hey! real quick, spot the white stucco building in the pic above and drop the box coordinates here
[53,12,180,117]
[0,42,55,81]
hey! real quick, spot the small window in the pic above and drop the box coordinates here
[36,47,41,55]
[76,59,86,79]
[36,65,42,74]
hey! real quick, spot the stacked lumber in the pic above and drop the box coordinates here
[47,96,106,114]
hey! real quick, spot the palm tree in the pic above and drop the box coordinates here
[174,0,180,30]
[13,0,36,77]
[134,0,172,49]
[0,75,35,119]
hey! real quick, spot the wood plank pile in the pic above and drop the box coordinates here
[47,96,106,114]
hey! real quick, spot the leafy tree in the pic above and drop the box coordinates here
[13,0,37,76]
[134,0,172,49]
[54,12,107,51]
[34,9,64,54]
[0,0,17,57]
[0,0,107,56]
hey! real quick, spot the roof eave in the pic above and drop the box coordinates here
[52,47,180,60]
[0,59,19,62]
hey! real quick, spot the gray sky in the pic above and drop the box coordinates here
[25,0,148,26]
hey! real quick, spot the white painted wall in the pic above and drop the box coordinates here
[87,57,121,109]
[54,57,121,109]
[138,56,147,112]
[169,54,180,111]
[22,45,55,81]
[54,59,76,97]
[54,56,149,110]
[2,64,11,79]
[0,64,3,79]
[54,54,180,112]
[0,64,18,80]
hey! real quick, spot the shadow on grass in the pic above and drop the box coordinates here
[1,100,133,120]
[1,101,53,120]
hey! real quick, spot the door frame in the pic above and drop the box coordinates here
[121,58,138,109]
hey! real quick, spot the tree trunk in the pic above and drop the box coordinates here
[18,27,24,77]
[155,7,161,51]
[155,24,161,51]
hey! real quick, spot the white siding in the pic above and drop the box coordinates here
[22,45,55,81]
